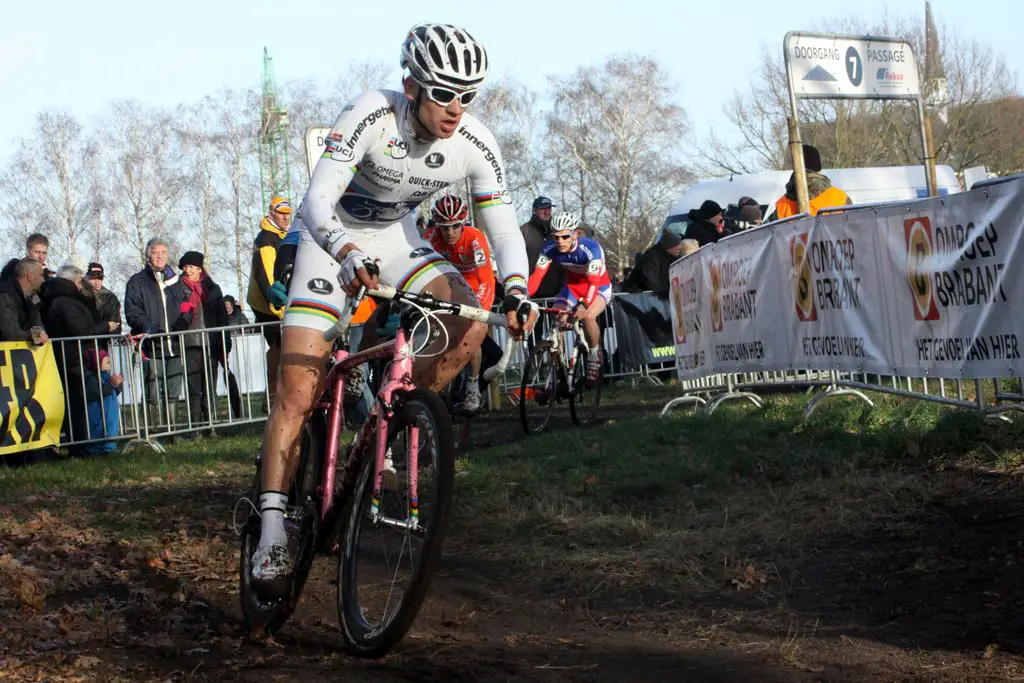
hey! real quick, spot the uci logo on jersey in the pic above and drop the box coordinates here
[323,136,355,163]
[424,152,445,169]
[409,247,435,259]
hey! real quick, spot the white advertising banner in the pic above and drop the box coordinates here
[670,246,707,380]
[784,31,921,100]
[777,210,893,374]
[669,176,1024,381]
[877,181,1024,378]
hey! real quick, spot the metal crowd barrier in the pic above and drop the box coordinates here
[47,321,277,453]
[660,366,1024,421]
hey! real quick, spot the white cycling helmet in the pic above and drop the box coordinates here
[401,23,489,91]
[550,210,580,234]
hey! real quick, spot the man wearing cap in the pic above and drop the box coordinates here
[86,262,122,328]
[622,230,685,296]
[519,196,565,300]
[246,196,291,407]
[768,144,851,221]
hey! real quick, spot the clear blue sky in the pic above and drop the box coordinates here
[1,0,1020,162]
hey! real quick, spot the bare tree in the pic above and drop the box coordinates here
[473,77,549,215]
[99,100,189,276]
[695,9,1020,177]
[209,87,262,299]
[547,54,693,274]
[0,111,99,265]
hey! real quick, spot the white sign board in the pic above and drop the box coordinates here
[303,126,333,177]
[784,31,921,100]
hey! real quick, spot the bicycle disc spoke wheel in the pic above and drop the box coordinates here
[239,416,323,635]
[570,340,604,426]
[336,389,455,658]
[519,343,557,435]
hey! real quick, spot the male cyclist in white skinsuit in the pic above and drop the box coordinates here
[251,22,540,595]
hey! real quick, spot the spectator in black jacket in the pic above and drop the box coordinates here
[167,251,235,427]
[223,296,250,327]
[0,233,54,283]
[686,200,727,246]
[124,237,182,428]
[85,262,122,328]
[519,196,565,299]
[0,259,48,343]
[621,230,685,295]
[41,261,120,449]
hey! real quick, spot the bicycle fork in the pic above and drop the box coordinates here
[368,328,422,533]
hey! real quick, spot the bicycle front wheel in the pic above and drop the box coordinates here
[335,388,455,658]
[570,336,604,426]
[519,341,558,435]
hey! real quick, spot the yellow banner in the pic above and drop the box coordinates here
[0,342,65,456]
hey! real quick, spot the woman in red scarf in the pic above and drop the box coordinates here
[169,251,230,433]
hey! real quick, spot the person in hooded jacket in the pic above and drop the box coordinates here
[767,144,852,221]
[167,251,230,429]
[686,200,728,246]
[41,261,120,450]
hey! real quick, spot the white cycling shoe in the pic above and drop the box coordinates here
[250,540,293,598]
[455,388,482,413]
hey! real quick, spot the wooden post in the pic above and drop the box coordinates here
[787,117,811,215]
[923,114,940,197]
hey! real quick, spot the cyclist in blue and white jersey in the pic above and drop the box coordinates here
[251,22,539,595]
[527,211,610,386]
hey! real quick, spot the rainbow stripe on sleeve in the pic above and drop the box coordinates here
[473,191,506,209]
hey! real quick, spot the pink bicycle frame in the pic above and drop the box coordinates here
[317,327,420,527]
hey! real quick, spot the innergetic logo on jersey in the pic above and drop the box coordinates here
[307,278,334,296]
[709,260,723,333]
[789,233,817,322]
[409,247,434,259]
[323,133,355,163]
[424,152,445,169]
[904,216,940,321]
[385,136,409,159]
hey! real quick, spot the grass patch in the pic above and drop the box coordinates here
[0,430,259,502]
[452,390,1024,601]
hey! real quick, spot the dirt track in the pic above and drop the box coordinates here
[4,393,1024,681]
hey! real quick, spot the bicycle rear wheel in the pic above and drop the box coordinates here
[336,389,455,658]
[239,413,324,635]
[519,341,559,435]
[569,335,604,426]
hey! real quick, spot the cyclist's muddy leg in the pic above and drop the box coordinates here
[583,297,607,351]
[411,272,487,392]
[258,325,332,546]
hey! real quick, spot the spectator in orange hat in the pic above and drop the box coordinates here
[246,195,291,408]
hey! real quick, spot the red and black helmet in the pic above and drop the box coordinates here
[432,194,469,226]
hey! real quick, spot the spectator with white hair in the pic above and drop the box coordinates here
[40,259,120,451]
[124,237,183,428]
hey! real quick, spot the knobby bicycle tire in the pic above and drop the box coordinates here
[570,334,604,426]
[335,388,456,658]
[520,342,558,435]
[239,413,325,635]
